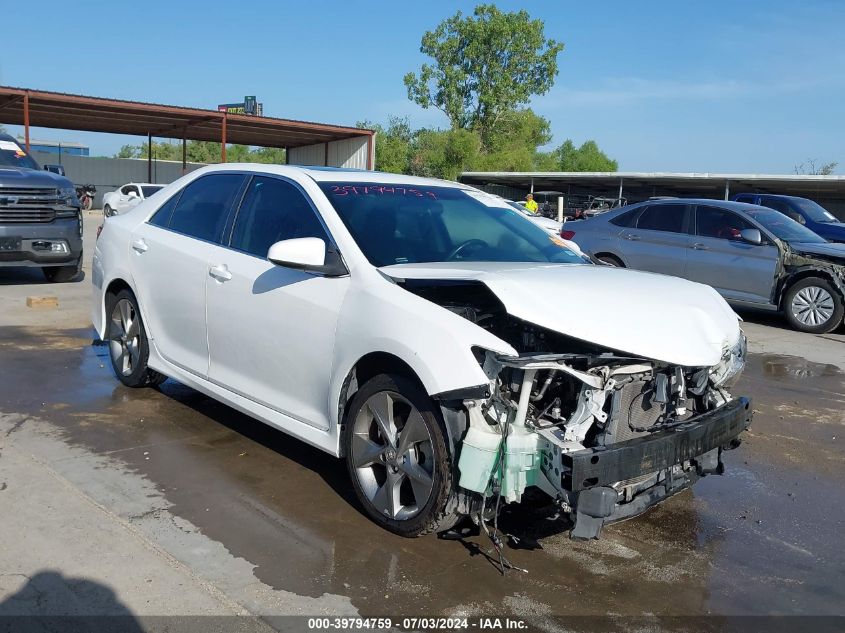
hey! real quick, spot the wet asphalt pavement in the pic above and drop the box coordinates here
[1,320,843,621]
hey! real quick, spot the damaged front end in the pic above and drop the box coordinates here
[398,276,753,539]
[458,338,751,538]
[457,341,751,539]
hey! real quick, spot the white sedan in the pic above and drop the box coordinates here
[92,164,750,540]
[102,183,164,217]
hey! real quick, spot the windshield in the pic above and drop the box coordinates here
[141,186,164,198]
[0,140,40,170]
[743,207,827,244]
[792,198,840,223]
[320,183,586,266]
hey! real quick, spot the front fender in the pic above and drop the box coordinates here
[328,277,516,428]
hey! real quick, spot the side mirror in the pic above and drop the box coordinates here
[740,228,763,245]
[267,237,348,277]
[43,164,66,176]
[128,191,139,198]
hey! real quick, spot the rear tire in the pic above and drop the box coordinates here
[596,254,624,267]
[343,373,460,537]
[43,254,82,283]
[783,276,844,334]
[105,289,167,388]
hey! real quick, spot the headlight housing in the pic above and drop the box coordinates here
[710,333,747,389]
[58,187,78,206]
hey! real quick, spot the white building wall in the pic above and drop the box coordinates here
[288,135,370,169]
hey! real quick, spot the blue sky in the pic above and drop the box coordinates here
[3,0,843,173]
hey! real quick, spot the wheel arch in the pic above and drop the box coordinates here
[95,277,136,339]
[777,266,845,310]
[593,251,626,267]
[335,351,426,456]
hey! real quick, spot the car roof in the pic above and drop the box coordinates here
[193,162,468,188]
[125,182,163,187]
[619,198,765,213]
[0,133,17,142]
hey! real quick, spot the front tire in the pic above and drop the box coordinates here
[103,205,114,217]
[783,277,844,334]
[343,373,459,537]
[105,289,167,387]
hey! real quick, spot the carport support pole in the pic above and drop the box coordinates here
[530,178,534,194]
[618,177,624,201]
[182,133,187,174]
[724,180,731,201]
[147,133,152,182]
[221,113,227,163]
[23,92,30,151]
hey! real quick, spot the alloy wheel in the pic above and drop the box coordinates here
[790,286,835,327]
[109,298,141,376]
[350,391,435,521]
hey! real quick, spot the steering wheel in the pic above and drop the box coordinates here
[447,239,488,261]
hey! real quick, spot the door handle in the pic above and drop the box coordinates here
[131,239,148,253]
[209,264,232,282]
[691,242,709,250]
[623,234,640,241]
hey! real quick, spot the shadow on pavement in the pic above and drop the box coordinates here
[0,570,143,632]
[0,267,86,286]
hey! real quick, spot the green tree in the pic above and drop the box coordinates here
[404,4,564,146]
[358,117,413,174]
[794,159,838,175]
[474,108,553,171]
[552,139,618,172]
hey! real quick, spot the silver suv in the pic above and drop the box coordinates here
[564,199,845,334]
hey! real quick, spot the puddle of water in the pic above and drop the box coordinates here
[2,328,845,618]
[759,354,842,380]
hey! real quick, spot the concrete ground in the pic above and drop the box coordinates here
[0,215,843,630]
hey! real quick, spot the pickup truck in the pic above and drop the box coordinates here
[733,193,845,243]
[0,134,83,282]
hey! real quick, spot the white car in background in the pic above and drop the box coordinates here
[102,183,164,217]
[92,164,750,541]
[502,199,585,255]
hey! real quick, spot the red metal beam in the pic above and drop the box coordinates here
[23,91,30,151]
[221,113,227,163]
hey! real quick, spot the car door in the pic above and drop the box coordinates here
[114,185,132,213]
[129,173,247,377]
[205,174,351,430]
[616,203,691,275]
[685,204,779,305]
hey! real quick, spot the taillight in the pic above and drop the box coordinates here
[560,229,576,240]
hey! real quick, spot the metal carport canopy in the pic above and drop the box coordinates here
[0,85,373,157]
[460,171,845,199]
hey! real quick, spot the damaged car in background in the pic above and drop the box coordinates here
[92,166,751,554]
[564,198,845,334]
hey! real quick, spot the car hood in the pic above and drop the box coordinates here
[787,241,845,263]
[816,222,845,239]
[0,167,73,189]
[380,262,741,367]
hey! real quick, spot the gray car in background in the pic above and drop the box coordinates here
[563,198,845,334]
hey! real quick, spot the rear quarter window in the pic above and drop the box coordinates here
[609,207,642,227]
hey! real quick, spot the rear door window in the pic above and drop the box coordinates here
[166,174,246,244]
[609,207,642,227]
[636,204,687,233]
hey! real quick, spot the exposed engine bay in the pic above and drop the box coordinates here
[401,279,751,541]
